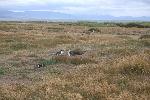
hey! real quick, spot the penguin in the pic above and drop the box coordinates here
[36,63,45,68]
[68,50,86,56]
[55,50,65,56]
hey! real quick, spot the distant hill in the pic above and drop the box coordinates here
[0,10,150,21]
[0,10,74,20]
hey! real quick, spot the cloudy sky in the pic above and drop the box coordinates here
[0,0,150,17]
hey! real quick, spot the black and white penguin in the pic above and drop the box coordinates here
[36,63,45,68]
[55,50,65,56]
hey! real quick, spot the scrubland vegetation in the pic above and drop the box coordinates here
[0,21,150,100]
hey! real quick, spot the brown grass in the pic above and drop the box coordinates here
[113,53,150,75]
[52,56,97,65]
[0,22,150,99]
[139,34,150,39]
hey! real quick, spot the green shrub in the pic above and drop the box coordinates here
[116,22,150,28]
[0,68,5,76]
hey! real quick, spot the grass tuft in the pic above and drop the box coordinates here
[114,54,150,75]
[52,56,96,65]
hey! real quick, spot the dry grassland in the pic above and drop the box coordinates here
[0,21,150,100]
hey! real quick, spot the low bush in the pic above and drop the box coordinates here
[0,68,5,76]
[116,23,150,28]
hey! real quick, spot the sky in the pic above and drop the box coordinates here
[0,0,150,17]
